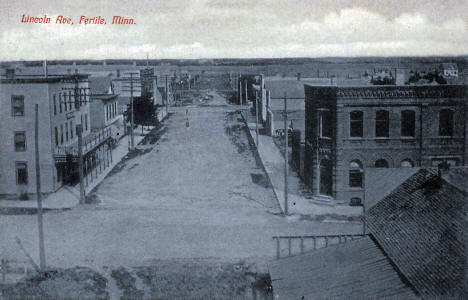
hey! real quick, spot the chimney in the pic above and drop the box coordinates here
[43,60,48,78]
[437,161,451,178]
[395,68,406,85]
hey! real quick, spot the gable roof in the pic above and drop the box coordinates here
[365,167,421,210]
[89,76,113,95]
[366,168,467,298]
[269,236,418,300]
[441,63,458,70]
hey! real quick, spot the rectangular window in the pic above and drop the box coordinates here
[55,126,58,146]
[350,111,363,138]
[68,91,72,111]
[432,158,459,167]
[70,120,74,139]
[14,132,26,151]
[16,162,28,185]
[11,95,25,116]
[64,93,68,112]
[65,122,69,142]
[60,124,64,144]
[401,110,416,137]
[349,170,363,187]
[59,93,63,113]
[320,111,332,138]
[375,110,389,138]
[53,94,57,115]
[85,114,88,131]
[74,90,79,109]
[439,109,454,137]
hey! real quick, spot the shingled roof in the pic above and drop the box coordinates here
[366,168,467,298]
[269,236,418,300]
[89,76,113,95]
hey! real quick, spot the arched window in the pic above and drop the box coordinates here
[439,109,454,136]
[401,110,415,137]
[350,111,363,137]
[375,110,389,137]
[400,159,414,168]
[349,160,363,187]
[375,159,389,168]
[350,197,362,206]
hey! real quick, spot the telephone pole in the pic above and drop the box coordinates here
[129,73,135,150]
[76,124,85,204]
[34,104,46,271]
[244,80,248,105]
[255,91,259,146]
[283,93,289,215]
[165,75,169,113]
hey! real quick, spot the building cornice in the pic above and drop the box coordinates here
[305,85,465,99]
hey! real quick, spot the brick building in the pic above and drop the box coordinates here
[0,71,93,198]
[270,168,467,299]
[303,84,467,205]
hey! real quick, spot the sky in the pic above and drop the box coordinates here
[0,0,467,60]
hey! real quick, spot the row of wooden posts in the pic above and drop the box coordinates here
[82,142,113,188]
[273,234,368,259]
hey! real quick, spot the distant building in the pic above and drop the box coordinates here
[88,76,122,141]
[111,71,142,114]
[0,70,98,198]
[440,63,459,77]
[303,84,467,205]
[269,168,467,299]
[263,78,307,139]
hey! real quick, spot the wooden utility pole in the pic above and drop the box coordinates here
[255,91,259,146]
[76,124,85,204]
[283,93,289,215]
[238,78,241,105]
[130,73,135,150]
[244,80,248,105]
[34,104,46,271]
[165,75,169,112]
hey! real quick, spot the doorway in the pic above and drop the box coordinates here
[319,158,333,196]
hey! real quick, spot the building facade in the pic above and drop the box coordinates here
[0,73,92,198]
[303,84,467,205]
[89,76,120,131]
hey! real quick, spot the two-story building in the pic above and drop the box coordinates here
[89,76,121,140]
[0,70,95,198]
[303,84,467,205]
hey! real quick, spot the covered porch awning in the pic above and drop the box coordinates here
[54,127,112,163]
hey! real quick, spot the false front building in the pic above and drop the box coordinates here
[303,84,467,205]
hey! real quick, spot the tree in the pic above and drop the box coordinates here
[127,96,158,131]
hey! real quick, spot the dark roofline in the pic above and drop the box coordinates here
[90,93,119,100]
[0,74,89,84]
